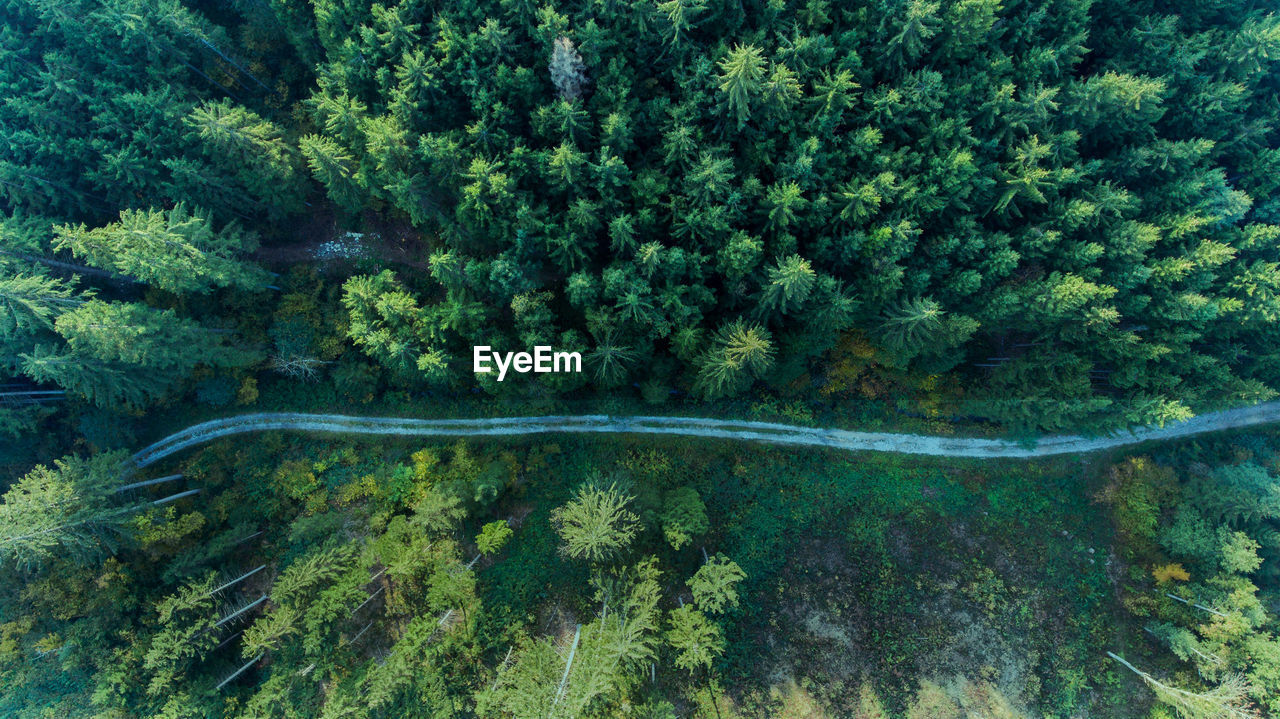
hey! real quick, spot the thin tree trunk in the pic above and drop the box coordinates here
[214,629,244,651]
[1165,593,1227,617]
[552,624,582,708]
[214,594,266,628]
[153,488,201,505]
[216,653,262,691]
[1144,627,1222,664]
[208,565,266,597]
[488,646,514,692]
[0,250,133,282]
[350,621,374,644]
[350,586,384,617]
[705,666,723,719]
[115,474,183,493]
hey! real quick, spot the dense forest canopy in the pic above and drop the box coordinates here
[0,0,1278,433]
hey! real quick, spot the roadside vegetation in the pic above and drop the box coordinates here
[4,429,1279,717]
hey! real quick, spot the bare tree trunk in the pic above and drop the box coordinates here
[216,653,262,691]
[1165,593,1228,617]
[152,488,200,505]
[350,586,384,617]
[208,565,266,597]
[552,624,582,708]
[115,474,183,493]
[214,594,266,628]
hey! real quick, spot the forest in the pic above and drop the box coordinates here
[2,0,1280,716]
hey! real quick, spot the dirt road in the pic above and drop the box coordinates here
[130,402,1280,468]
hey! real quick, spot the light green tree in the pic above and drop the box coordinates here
[550,482,639,564]
[659,488,708,550]
[666,604,724,672]
[693,319,775,399]
[53,204,268,294]
[718,44,766,129]
[688,555,746,614]
[0,451,136,571]
[477,520,514,555]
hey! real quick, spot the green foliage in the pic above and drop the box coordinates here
[693,319,775,399]
[0,273,82,340]
[342,270,449,382]
[1095,457,1179,554]
[142,575,219,698]
[688,554,746,615]
[0,451,133,571]
[53,204,268,294]
[477,520,514,556]
[551,481,639,564]
[659,487,709,551]
[665,605,723,673]
[275,0,1280,426]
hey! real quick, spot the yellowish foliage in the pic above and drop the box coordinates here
[955,678,1028,718]
[273,459,327,513]
[337,473,378,505]
[410,447,441,482]
[906,679,963,719]
[32,633,62,655]
[819,331,881,397]
[131,507,206,552]
[620,448,672,479]
[1152,563,1190,583]
[236,376,259,405]
[854,682,891,719]
[768,679,831,719]
[0,617,35,662]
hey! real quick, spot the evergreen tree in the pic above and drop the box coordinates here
[0,451,134,571]
[688,554,746,615]
[53,205,269,294]
[551,481,639,564]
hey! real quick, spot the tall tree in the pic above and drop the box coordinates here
[0,451,134,571]
[53,205,269,294]
[551,482,639,564]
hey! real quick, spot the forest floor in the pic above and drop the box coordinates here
[253,208,431,270]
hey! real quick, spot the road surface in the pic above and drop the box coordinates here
[130,402,1280,468]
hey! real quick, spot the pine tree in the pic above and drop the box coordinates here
[550,482,639,564]
[53,205,269,294]
[688,555,746,614]
[0,272,83,339]
[19,344,167,408]
[55,301,251,373]
[143,575,220,698]
[717,44,766,129]
[659,488,708,550]
[299,134,365,213]
[759,254,817,316]
[693,320,775,399]
[665,605,723,673]
[0,451,135,571]
[185,100,306,215]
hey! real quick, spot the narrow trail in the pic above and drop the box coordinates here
[130,402,1280,468]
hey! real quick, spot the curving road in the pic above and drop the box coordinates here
[130,402,1280,468]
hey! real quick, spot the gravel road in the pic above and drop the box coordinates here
[130,402,1280,468]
